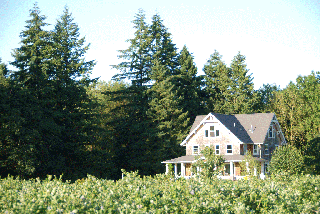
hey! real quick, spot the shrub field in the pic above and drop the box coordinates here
[0,171,319,213]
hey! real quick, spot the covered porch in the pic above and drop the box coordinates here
[161,154,267,180]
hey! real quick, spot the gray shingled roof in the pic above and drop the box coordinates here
[162,154,267,163]
[189,113,275,144]
[189,115,206,134]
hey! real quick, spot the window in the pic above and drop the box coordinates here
[264,144,269,155]
[264,163,268,174]
[268,125,275,138]
[192,145,199,155]
[226,145,232,154]
[215,144,220,155]
[253,145,258,155]
[205,126,219,138]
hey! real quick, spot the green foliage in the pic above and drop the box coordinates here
[203,51,258,114]
[175,45,204,122]
[1,4,98,180]
[110,10,192,177]
[256,83,280,112]
[112,9,152,86]
[304,135,320,174]
[192,146,225,179]
[0,174,320,213]
[239,151,261,177]
[203,50,231,113]
[270,71,320,173]
[268,145,304,176]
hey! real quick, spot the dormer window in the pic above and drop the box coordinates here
[205,126,220,138]
[268,125,275,138]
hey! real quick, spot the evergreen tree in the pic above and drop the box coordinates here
[112,9,152,86]
[227,52,258,114]
[5,5,97,179]
[8,4,52,177]
[175,45,203,124]
[110,11,189,176]
[147,60,188,164]
[110,9,154,176]
[149,14,178,75]
[49,6,97,179]
[0,59,13,177]
[203,50,230,113]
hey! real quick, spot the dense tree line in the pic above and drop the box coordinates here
[0,5,319,180]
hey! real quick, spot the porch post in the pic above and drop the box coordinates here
[260,162,265,179]
[254,167,257,176]
[246,162,249,173]
[181,163,185,177]
[230,161,234,178]
[165,163,169,175]
[174,163,178,178]
[197,166,200,175]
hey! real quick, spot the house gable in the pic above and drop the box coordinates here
[181,113,242,146]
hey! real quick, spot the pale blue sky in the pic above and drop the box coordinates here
[1,0,319,89]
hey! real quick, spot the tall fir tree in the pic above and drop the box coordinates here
[147,60,188,164]
[8,4,53,177]
[226,52,257,114]
[110,10,190,176]
[175,45,203,124]
[110,9,153,176]
[203,50,231,114]
[49,6,97,179]
[112,9,152,86]
[6,5,97,179]
[149,13,178,75]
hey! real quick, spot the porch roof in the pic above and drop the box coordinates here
[161,154,267,163]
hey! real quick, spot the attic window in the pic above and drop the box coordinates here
[268,125,275,138]
[205,126,219,138]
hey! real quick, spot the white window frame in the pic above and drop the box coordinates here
[215,144,220,155]
[204,125,220,138]
[264,144,269,155]
[268,125,275,138]
[226,144,233,154]
[192,145,200,155]
[253,144,258,155]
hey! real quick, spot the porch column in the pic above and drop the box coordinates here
[165,163,169,175]
[181,163,185,177]
[174,163,178,178]
[260,162,265,179]
[254,167,257,176]
[197,166,200,175]
[230,161,234,178]
[246,162,249,173]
